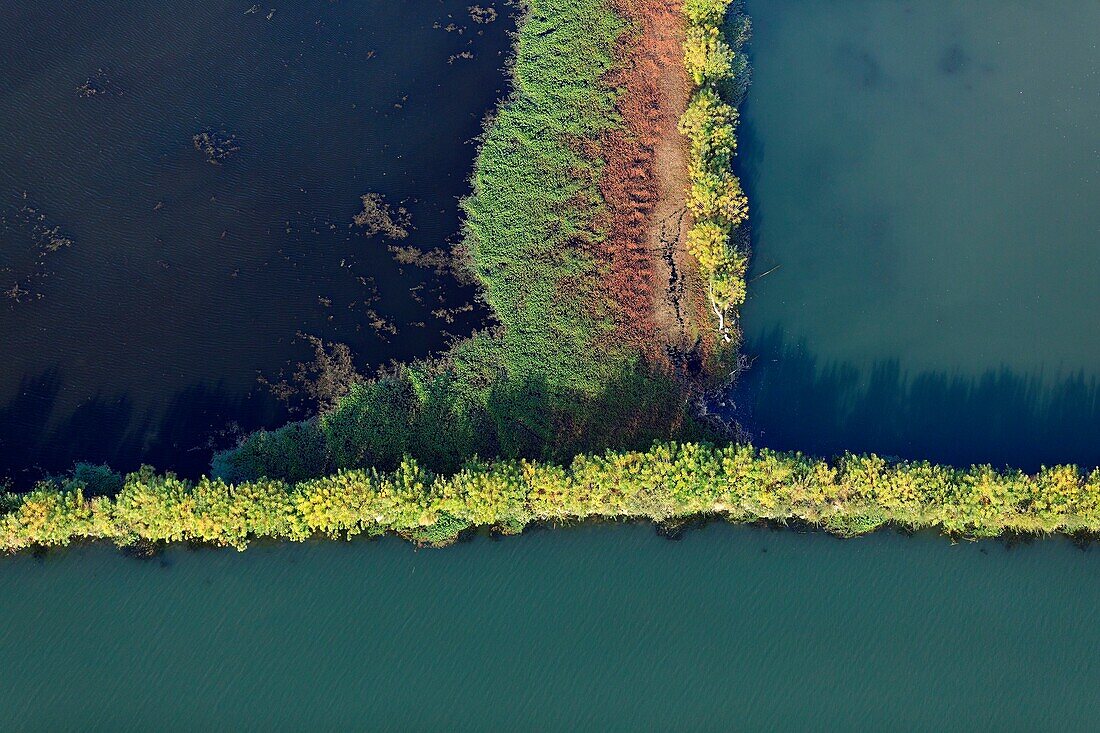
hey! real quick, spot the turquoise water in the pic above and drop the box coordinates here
[737,0,1100,469]
[4,525,1100,730]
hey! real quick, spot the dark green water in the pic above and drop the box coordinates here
[4,525,1100,730]
[737,0,1100,469]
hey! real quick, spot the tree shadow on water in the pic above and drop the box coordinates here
[732,97,766,256]
[0,372,286,489]
[730,327,1100,471]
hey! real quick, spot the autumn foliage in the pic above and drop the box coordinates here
[596,0,687,351]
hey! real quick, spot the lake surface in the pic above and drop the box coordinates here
[0,0,510,484]
[737,0,1100,470]
[3,524,1100,730]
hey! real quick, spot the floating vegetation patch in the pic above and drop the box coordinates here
[388,245,452,274]
[0,194,74,305]
[76,68,117,98]
[192,129,241,164]
[387,244,478,291]
[362,306,399,341]
[468,5,498,24]
[353,193,410,239]
[245,4,276,21]
[259,333,363,415]
[431,302,475,324]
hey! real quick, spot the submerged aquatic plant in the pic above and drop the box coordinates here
[192,129,240,164]
[353,193,410,239]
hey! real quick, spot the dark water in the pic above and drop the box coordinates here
[3,525,1100,730]
[0,1,512,484]
[737,0,1100,470]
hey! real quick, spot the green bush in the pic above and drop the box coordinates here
[212,420,329,484]
[68,463,124,497]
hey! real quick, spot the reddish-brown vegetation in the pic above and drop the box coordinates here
[598,0,701,369]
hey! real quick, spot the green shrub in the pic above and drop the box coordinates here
[212,420,328,484]
[69,463,124,497]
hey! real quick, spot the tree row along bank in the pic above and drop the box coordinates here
[5,442,1100,553]
[206,0,749,485]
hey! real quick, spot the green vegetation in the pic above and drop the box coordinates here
[214,340,704,483]
[212,0,710,484]
[680,0,751,342]
[7,442,1100,552]
[462,0,623,392]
